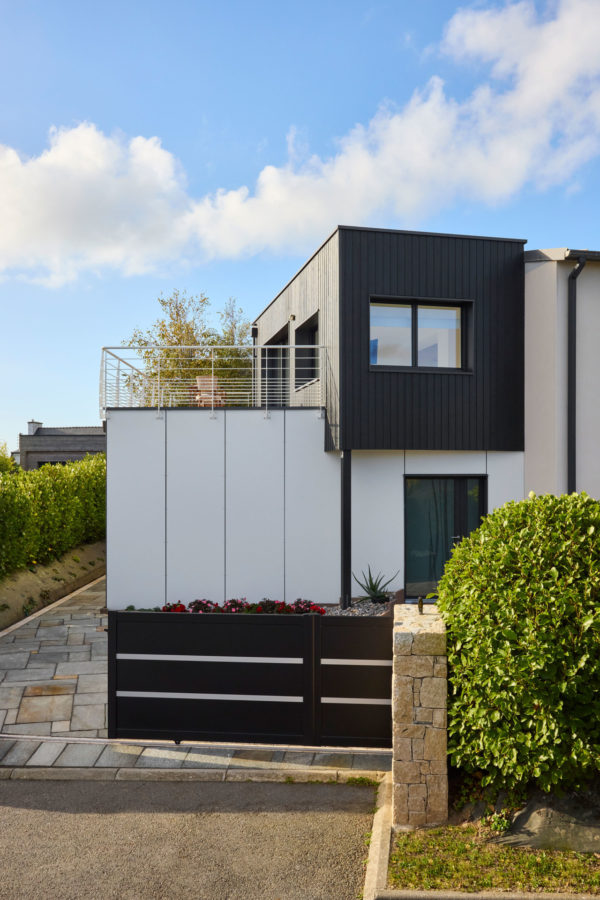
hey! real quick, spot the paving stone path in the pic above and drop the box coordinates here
[0,579,108,738]
[0,578,392,778]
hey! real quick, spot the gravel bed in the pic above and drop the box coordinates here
[326,598,392,617]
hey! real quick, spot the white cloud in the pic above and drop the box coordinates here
[2,0,600,284]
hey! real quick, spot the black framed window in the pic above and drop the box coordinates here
[295,313,319,387]
[370,300,466,370]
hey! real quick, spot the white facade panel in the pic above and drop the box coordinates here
[284,412,340,605]
[106,410,165,610]
[576,263,600,498]
[405,451,486,475]
[352,452,404,597]
[165,411,225,605]
[486,452,525,511]
[524,260,565,495]
[225,411,285,602]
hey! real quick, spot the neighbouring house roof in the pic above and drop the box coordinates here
[28,426,105,435]
[525,248,600,262]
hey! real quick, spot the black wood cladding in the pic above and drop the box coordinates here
[338,228,524,451]
[254,226,525,452]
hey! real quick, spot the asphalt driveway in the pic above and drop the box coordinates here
[0,780,375,899]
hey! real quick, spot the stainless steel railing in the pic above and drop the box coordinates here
[100,345,327,417]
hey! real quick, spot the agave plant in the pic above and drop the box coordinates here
[353,566,400,603]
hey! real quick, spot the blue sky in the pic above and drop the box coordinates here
[2,0,600,450]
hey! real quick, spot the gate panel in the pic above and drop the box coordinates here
[317,617,393,747]
[108,611,392,746]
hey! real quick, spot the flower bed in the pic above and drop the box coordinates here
[127,597,326,615]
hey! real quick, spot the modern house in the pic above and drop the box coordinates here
[17,420,106,470]
[102,226,596,612]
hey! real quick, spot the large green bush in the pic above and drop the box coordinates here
[0,454,105,578]
[437,491,600,793]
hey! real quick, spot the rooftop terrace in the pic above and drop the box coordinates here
[100,345,327,417]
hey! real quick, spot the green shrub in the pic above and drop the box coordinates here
[0,454,105,578]
[437,491,600,794]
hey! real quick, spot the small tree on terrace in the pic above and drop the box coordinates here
[125,291,251,405]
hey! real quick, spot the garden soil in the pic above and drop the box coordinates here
[0,541,106,630]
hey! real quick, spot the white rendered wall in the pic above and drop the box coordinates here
[351,450,524,598]
[487,452,525,510]
[106,408,340,609]
[575,264,600,498]
[405,451,486,475]
[524,258,600,498]
[285,412,340,604]
[352,452,405,596]
[165,411,225,604]
[225,411,285,602]
[106,410,166,609]
[524,260,567,495]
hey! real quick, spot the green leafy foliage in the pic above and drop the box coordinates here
[437,491,600,794]
[0,454,106,578]
[0,441,16,474]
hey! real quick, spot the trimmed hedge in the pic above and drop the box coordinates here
[0,454,105,578]
[437,491,600,793]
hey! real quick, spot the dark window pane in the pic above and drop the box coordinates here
[466,478,482,533]
[405,478,454,597]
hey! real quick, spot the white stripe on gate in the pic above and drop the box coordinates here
[116,690,303,703]
[321,658,392,667]
[321,697,392,706]
[116,654,303,664]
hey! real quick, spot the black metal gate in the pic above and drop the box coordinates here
[108,611,392,747]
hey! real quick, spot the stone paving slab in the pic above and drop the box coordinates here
[95,744,143,767]
[4,667,56,683]
[135,747,186,768]
[54,743,104,767]
[2,741,41,766]
[70,704,105,731]
[7,723,53,736]
[183,748,235,768]
[17,694,73,724]
[26,742,67,766]
[73,692,105,706]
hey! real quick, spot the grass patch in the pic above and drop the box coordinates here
[388,824,600,893]
[346,776,379,787]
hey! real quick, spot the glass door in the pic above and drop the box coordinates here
[404,477,485,598]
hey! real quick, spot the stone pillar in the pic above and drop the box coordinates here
[392,605,447,827]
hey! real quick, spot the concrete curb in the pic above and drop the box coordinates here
[363,772,393,900]
[0,766,386,784]
[375,894,598,900]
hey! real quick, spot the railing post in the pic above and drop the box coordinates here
[264,346,270,418]
[210,348,216,418]
[157,355,162,418]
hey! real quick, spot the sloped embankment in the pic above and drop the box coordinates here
[0,540,106,630]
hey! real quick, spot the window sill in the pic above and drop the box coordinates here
[368,365,473,375]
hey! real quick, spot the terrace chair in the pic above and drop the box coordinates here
[195,375,227,408]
